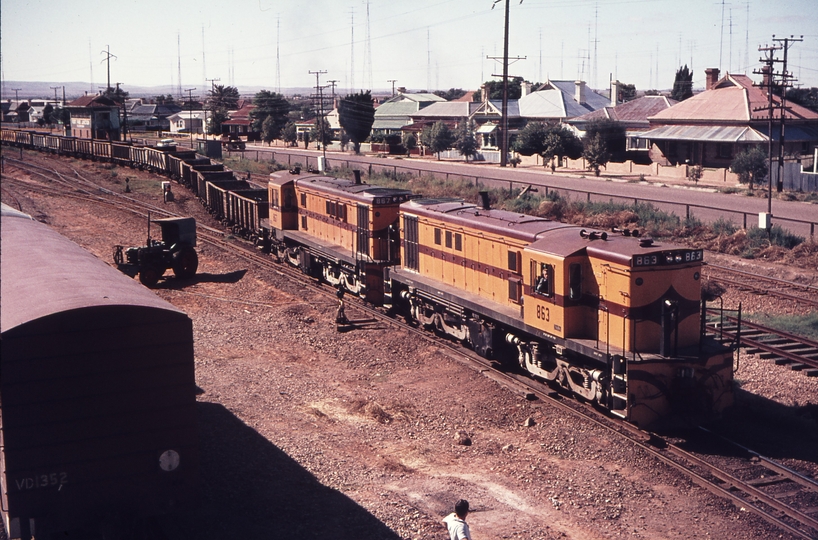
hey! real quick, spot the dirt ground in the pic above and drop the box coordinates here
[3,152,818,540]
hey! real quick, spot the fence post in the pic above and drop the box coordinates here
[686,205,690,220]
[587,192,591,202]
[743,213,747,229]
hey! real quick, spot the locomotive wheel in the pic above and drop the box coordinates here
[139,265,163,288]
[172,248,198,279]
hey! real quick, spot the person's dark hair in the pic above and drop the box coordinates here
[455,499,469,518]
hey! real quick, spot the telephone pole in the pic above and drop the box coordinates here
[387,79,397,96]
[491,0,524,167]
[754,43,780,211]
[50,86,60,103]
[771,35,802,193]
[309,70,328,162]
[185,88,196,147]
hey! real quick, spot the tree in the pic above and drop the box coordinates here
[786,87,818,113]
[671,65,694,101]
[156,94,175,105]
[338,91,375,154]
[261,116,277,145]
[584,118,626,161]
[583,133,611,176]
[473,77,524,101]
[208,109,229,135]
[102,85,129,103]
[731,146,768,190]
[402,132,417,155]
[421,121,456,159]
[250,90,290,136]
[512,122,583,167]
[282,122,298,147]
[209,85,240,110]
[310,117,333,148]
[434,88,467,101]
[454,119,479,161]
[37,104,55,126]
[619,83,637,102]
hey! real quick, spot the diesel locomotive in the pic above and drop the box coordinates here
[2,128,736,428]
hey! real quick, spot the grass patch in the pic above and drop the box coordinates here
[223,156,287,176]
[744,312,818,341]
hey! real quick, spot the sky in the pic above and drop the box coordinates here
[2,0,817,99]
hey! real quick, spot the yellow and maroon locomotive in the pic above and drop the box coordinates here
[389,193,733,428]
[267,169,414,304]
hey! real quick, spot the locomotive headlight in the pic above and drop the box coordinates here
[675,254,682,262]
[159,449,180,472]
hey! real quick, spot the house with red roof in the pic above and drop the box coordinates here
[641,68,818,168]
[65,94,121,140]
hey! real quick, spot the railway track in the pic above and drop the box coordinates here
[706,310,818,377]
[5,154,818,539]
[705,263,818,310]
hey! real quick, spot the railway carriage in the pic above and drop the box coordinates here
[1,205,199,538]
[390,194,734,428]
[267,169,414,304]
[43,134,61,153]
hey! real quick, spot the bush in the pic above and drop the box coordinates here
[746,225,804,249]
[711,218,738,235]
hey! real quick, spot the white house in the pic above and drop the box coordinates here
[168,110,206,134]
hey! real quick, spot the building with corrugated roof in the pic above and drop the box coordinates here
[372,92,445,134]
[641,69,818,167]
[65,94,121,140]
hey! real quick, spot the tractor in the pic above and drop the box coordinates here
[114,216,198,287]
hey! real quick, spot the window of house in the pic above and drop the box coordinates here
[434,228,441,245]
[454,233,462,251]
[445,231,453,248]
[717,143,732,159]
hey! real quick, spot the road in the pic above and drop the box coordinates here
[240,144,818,239]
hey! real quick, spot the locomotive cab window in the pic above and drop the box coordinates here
[534,263,554,297]
[508,250,521,273]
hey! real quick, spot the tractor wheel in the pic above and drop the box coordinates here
[172,248,198,279]
[139,265,163,287]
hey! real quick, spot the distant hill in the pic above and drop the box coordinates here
[3,81,392,101]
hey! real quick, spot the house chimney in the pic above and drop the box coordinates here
[761,65,772,91]
[610,80,619,106]
[521,81,532,97]
[575,80,586,105]
[704,68,720,91]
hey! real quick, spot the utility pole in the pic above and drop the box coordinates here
[185,88,196,147]
[309,70,328,162]
[100,45,117,93]
[772,35,802,193]
[50,86,60,103]
[387,79,397,96]
[754,43,780,213]
[328,80,339,108]
[204,77,220,137]
[116,82,128,142]
[491,0,524,167]
[12,88,21,103]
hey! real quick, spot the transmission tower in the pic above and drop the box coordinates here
[364,0,373,91]
[177,33,183,99]
[349,8,355,92]
[202,26,207,95]
[276,16,282,93]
